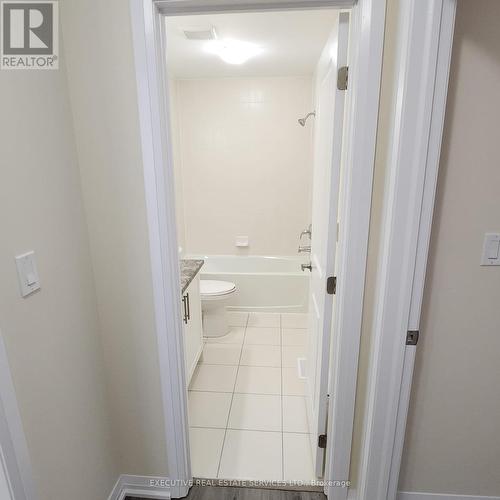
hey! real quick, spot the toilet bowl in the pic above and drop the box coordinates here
[200,280,237,338]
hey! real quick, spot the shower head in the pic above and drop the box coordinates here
[298,111,316,127]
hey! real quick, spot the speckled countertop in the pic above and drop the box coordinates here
[180,259,204,293]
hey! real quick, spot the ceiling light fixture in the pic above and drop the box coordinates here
[204,39,263,65]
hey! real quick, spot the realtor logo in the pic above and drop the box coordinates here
[1,1,58,69]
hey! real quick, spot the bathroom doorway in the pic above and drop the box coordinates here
[165,7,349,485]
[129,0,385,497]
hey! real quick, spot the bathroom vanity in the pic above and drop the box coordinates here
[180,259,204,385]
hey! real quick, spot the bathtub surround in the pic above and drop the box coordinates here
[181,259,205,292]
[170,77,314,256]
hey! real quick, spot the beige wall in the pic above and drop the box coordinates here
[0,46,118,500]
[172,77,314,256]
[399,0,500,495]
[59,0,168,476]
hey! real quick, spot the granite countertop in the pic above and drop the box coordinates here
[180,259,204,293]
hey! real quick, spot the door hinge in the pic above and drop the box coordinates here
[327,276,337,295]
[337,66,348,90]
[406,330,419,346]
[318,434,327,449]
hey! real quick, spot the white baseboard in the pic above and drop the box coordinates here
[398,491,500,500]
[108,475,172,500]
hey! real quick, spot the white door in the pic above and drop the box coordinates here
[306,12,349,478]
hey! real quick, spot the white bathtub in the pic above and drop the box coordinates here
[187,255,310,313]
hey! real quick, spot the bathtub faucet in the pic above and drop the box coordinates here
[301,262,313,272]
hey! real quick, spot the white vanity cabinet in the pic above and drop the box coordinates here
[182,275,203,385]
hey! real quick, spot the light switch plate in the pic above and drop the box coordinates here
[15,251,41,297]
[481,233,500,266]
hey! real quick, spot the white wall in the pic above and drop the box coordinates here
[169,78,187,254]
[172,77,314,256]
[0,44,118,500]
[398,1,500,496]
[60,0,168,477]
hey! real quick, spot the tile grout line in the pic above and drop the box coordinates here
[215,312,249,478]
[192,425,299,434]
[199,363,282,368]
[206,342,281,346]
[189,389,281,395]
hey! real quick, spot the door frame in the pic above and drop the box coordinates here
[128,0,385,498]
[354,1,457,500]
[0,329,37,500]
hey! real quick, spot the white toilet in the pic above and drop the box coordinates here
[200,280,237,338]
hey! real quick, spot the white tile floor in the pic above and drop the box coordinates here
[187,312,316,482]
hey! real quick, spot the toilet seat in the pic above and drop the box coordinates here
[200,280,236,299]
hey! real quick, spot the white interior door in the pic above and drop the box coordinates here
[306,12,349,478]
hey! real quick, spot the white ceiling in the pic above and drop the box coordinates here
[165,10,338,79]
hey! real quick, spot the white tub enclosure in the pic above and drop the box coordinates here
[189,255,309,313]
